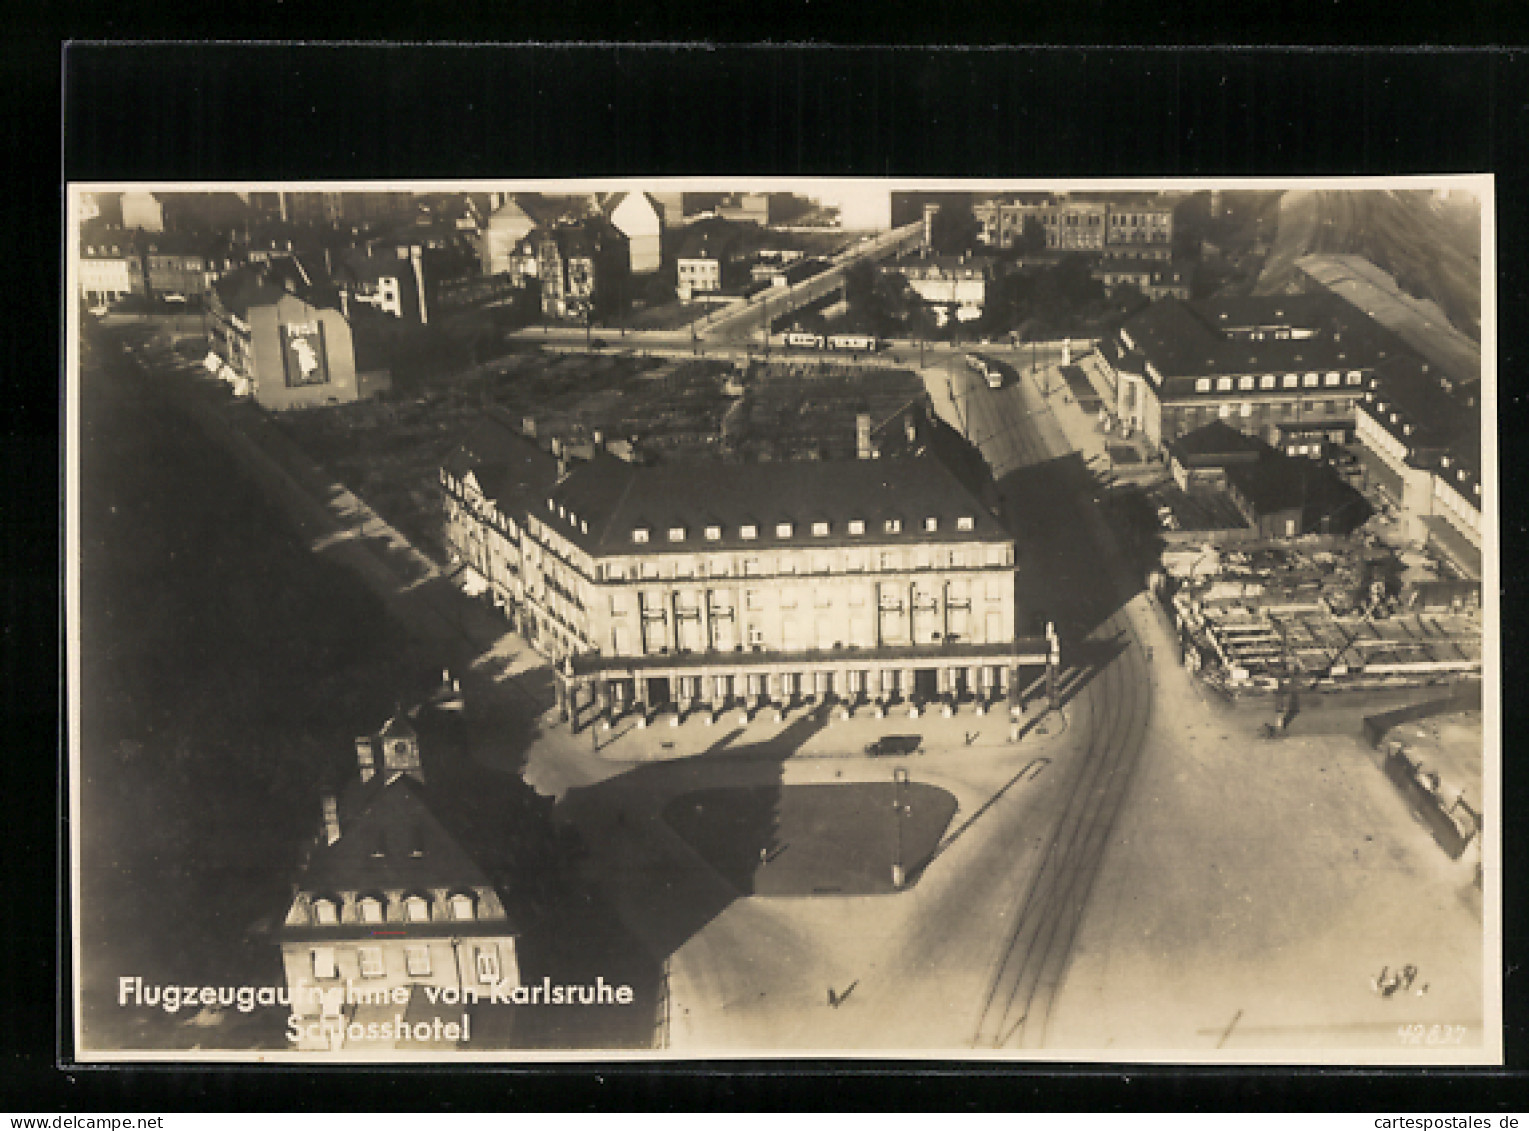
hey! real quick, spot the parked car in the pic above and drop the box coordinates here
[864,734,922,757]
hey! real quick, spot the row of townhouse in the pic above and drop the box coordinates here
[973,194,1175,252]
[78,223,242,308]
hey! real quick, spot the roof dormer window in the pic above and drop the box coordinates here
[775,522,794,539]
[812,521,831,537]
[705,525,722,541]
[847,519,866,536]
[957,515,975,531]
[923,516,939,532]
[885,518,902,534]
[631,527,650,544]
[668,526,686,542]
[740,524,758,541]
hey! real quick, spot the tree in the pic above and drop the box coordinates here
[1019,215,1048,256]
[928,205,981,255]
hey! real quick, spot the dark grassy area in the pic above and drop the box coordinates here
[76,330,437,1050]
[663,782,958,896]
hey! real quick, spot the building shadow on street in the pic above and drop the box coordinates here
[1000,450,1146,649]
[502,705,837,1045]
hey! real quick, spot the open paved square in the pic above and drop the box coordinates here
[663,782,959,896]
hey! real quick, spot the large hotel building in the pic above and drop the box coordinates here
[443,407,1047,726]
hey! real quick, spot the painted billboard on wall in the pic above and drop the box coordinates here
[280,320,330,387]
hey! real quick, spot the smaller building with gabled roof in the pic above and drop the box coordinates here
[604,192,666,275]
[278,713,521,1051]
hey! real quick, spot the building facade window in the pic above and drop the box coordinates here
[1195,378,1211,392]
[358,947,385,978]
[476,948,500,984]
[312,947,337,980]
[405,945,431,978]
[312,898,339,926]
[404,895,431,923]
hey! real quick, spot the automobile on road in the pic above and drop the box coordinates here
[864,734,922,756]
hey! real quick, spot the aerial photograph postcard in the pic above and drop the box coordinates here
[66,176,1499,1063]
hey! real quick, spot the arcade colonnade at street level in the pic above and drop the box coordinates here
[551,623,1064,732]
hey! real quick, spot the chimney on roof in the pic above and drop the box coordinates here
[355,736,376,784]
[905,413,918,445]
[321,793,341,846]
[522,416,537,438]
[380,717,423,782]
[856,413,873,459]
[412,245,429,325]
[592,429,604,446]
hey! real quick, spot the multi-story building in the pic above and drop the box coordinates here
[1100,293,1404,450]
[973,195,1173,252]
[674,227,739,301]
[1091,258,1192,301]
[1352,354,1483,577]
[335,248,430,324]
[892,252,995,319]
[478,196,537,278]
[605,192,666,275]
[533,221,630,320]
[440,412,560,617]
[139,232,240,303]
[206,263,380,410]
[78,225,143,308]
[1104,197,1175,246]
[520,430,1031,722]
[278,715,521,1052]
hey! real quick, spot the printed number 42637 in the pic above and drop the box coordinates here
[1398,1024,1467,1045]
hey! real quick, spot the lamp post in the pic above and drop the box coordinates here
[891,767,910,888]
